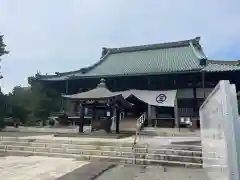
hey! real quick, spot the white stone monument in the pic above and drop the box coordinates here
[199,80,240,180]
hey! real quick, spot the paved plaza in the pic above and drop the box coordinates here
[0,156,210,180]
[0,156,88,180]
[96,165,210,180]
[0,130,204,179]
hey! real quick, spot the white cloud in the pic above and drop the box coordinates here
[0,0,240,93]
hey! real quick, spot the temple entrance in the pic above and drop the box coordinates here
[125,95,148,118]
[152,106,175,127]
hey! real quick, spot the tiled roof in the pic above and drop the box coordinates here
[208,60,240,65]
[38,37,240,81]
[39,37,208,80]
[85,44,204,76]
[203,62,240,72]
[37,69,86,81]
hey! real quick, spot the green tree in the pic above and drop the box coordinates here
[0,35,8,56]
[7,86,32,125]
[0,88,7,129]
[0,35,9,78]
[27,73,61,125]
[0,35,9,129]
[5,72,61,126]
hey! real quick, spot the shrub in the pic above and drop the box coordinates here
[49,118,55,126]
[0,118,6,130]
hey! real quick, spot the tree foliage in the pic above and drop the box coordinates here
[5,73,62,126]
[0,36,62,127]
[0,35,9,79]
[0,88,7,129]
[0,35,9,57]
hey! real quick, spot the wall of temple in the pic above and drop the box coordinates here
[177,88,213,99]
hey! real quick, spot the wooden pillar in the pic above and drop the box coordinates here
[193,86,197,117]
[116,109,120,134]
[91,104,96,131]
[106,106,113,133]
[147,104,153,127]
[60,93,64,111]
[192,85,198,130]
[65,79,69,94]
[79,103,85,133]
[202,71,206,99]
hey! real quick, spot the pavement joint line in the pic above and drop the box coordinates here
[91,164,116,180]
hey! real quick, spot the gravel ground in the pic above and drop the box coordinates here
[95,165,210,180]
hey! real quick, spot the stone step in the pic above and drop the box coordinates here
[0,138,202,150]
[0,137,136,147]
[0,141,202,157]
[0,144,206,164]
[0,137,202,150]
[0,149,203,168]
[164,145,202,151]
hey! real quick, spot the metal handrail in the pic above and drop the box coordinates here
[110,116,117,131]
[133,112,146,145]
[111,116,116,121]
[132,113,146,164]
[120,112,125,120]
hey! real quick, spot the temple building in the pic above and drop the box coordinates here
[37,37,240,130]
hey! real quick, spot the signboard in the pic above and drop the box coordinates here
[199,81,240,180]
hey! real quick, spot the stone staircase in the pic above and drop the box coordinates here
[0,136,206,168]
[119,117,137,132]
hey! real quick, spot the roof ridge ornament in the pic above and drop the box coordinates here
[189,41,207,59]
[195,36,201,42]
[102,47,108,57]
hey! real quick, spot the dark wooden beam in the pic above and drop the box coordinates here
[201,71,206,99]
[79,104,85,133]
[116,109,120,134]
[193,85,197,117]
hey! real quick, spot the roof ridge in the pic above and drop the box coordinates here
[208,60,240,65]
[80,50,111,74]
[106,37,201,54]
[189,41,207,60]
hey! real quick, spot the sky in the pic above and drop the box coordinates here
[0,0,240,94]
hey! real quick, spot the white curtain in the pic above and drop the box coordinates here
[121,89,177,107]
